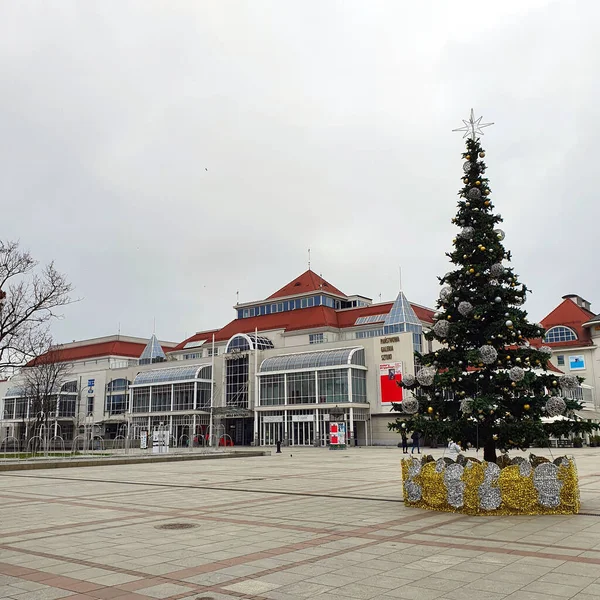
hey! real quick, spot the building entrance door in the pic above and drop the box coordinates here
[291,421,314,446]
[261,422,283,446]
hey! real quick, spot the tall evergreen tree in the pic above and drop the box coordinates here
[390,111,592,463]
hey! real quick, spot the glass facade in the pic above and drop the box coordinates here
[106,379,130,415]
[317,369,348,403]
[225,334,274,353]
[237,295,342,319]
[260,347,365,373]
[133,365,210,386]
[287,372,316,404]
[259,375,285,406]
[226,356,249,407]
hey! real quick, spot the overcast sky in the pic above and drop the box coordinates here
[1,1,598,344]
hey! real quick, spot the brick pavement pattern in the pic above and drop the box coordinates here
[2,447,600,599]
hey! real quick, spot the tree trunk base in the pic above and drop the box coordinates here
[483,440,497,463]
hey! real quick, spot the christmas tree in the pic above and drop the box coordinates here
[390,110,592,463]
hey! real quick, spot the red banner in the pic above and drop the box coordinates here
[380,362,403,403]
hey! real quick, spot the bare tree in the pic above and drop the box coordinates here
[21,346,73,449]
[0,240,74,375]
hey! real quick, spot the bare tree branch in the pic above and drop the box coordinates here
[0,241,76,374]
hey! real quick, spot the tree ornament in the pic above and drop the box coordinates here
[489,279,499,286]
[401,422,406,428]
[433,320,450,338]
[439,286,453,301]
[458,226,475,239]
[463,162,472,173]
[402,373,416,387]
[490,263,504,277]
[416,366,436,387]
[493,434,498,441]
[545,396,566,417]
[402,397,419,414]
[479,151,485,158]
[509,366,525,382]
[460,398,473,414]
[538,346,552,357]
[561,375,579,390]
[475,180,481,186]
[523,404,530,411]
[494,297,502,303]
[469,268,475,274]
[506,320,513,328]
[479,345,498,364]
[458,301,474,316]
[468,187,481,199]
[494,228,505,240]
[427,406,434,414]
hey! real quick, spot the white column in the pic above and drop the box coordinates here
[283,373,288,445]
[171,384,174,411]
[209,334,215,446]
[347,370,353,444]
[349,406,354,447]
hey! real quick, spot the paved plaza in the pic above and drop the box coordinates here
[2,448,600,600]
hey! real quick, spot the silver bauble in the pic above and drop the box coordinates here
[545,396,566,417]
[490,263,504,277]
[479,345,498,364]
[463,161,472,173]
[458,226,475,239]
[509,366,525,382]
[560,375,579,390]
[402,397,419,414]
[468,188,481,199]
[494,297,502,303]
[439,286,453,301]
[460,397,473,414]
[494,228,505,240]
[539,346,553,357]
[458,301,474,316]
[506,320,513,327]
[416,366,436,387]
[433,319,450,338]
[402,373,416,387]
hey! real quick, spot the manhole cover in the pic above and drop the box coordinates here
[155,523,198,530]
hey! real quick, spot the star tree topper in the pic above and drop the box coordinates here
[453,108,494,139]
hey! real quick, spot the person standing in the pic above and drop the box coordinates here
[401,429,408,454]
[447,439,461,457]
[411,431,420,454]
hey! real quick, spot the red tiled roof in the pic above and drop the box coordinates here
[539,297,594,347]
[174,301,434,350]
[170,330,219,352]
[267,270,346,299]
[28,340,173,365]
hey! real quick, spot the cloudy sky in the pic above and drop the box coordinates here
[1,1,598,344]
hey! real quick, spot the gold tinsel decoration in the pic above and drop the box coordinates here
[401,457,580,516]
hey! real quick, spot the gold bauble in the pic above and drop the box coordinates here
[451,377,456,382]
[478,409,483,414]
[484,200,490,206]
[479,151,485,158]
[480,246,486,251]
[466,154,471,160]
[475,180,481,186]
[463,178,469,184]
[511,382,516,387]
[552,380,558,387]
[506,355,511,360]
[524,404,530,411]
[493,434,498,441]
[469,268,475,274]
[484,189,490,195]
[452,238,457,243]
[427,406,434,414]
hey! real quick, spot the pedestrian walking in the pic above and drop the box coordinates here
[411,431,420,454]
[447,439,461,457]
[401,429,408,454]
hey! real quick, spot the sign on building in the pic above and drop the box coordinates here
[140,431,148,450]
[379,362,403,403]
[330,422,346,446]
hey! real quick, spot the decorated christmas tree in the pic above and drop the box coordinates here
[390,110,592,463]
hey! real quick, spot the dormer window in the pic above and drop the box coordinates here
[544,326,577,344]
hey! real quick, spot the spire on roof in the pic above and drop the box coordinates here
[383,291,422,335]
[139,334,167,365]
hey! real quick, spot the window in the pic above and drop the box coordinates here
[356,329,384,339]
[412,333,423,354]
[183,352,201,360]
[351,370,367,403]
[151,385,171,411]
[226,356,249,407]
[569,355,585,371]
[317,369,348,403]
[3,398,15,419]
[207,347,219,357]
[87,397,94,416]
[544,326,577,344]
[132,388,150,413]
[557,355,565,366]
[58,396,76,417]
[309,333,325,345]
[197,381,212,409]
[106,394,127,415]
[173,382,194,411]
[260,374,285,406]
[287,372,316,404]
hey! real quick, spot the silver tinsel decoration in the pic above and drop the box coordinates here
[539,346,553,357]
[416,366,436,387]
[479,462,502,510]
[561,375,579,390]
[490,263,504,277]
[444,463,465,508]
[408,457,422,478]
[402,373,416,387]
[533,463,562,508]
[494,228,505,240]
[439,286,453,301]
[458,226,474,239]
[509,366,525,382]
[479,345,498,364]
[458,301,474,316]
[468,187,482,200]
[519,461,532,477]
[460,397,473,414]
[404,481,422,502]
[463,161,472,173]
[545,396,566,417]
[433,319,450,338]
[401,397,419,414]
[435,458,445,473]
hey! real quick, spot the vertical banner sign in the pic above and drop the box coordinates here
[380,362,403,403]
[140,431,148,450]
[329,422,346,446]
